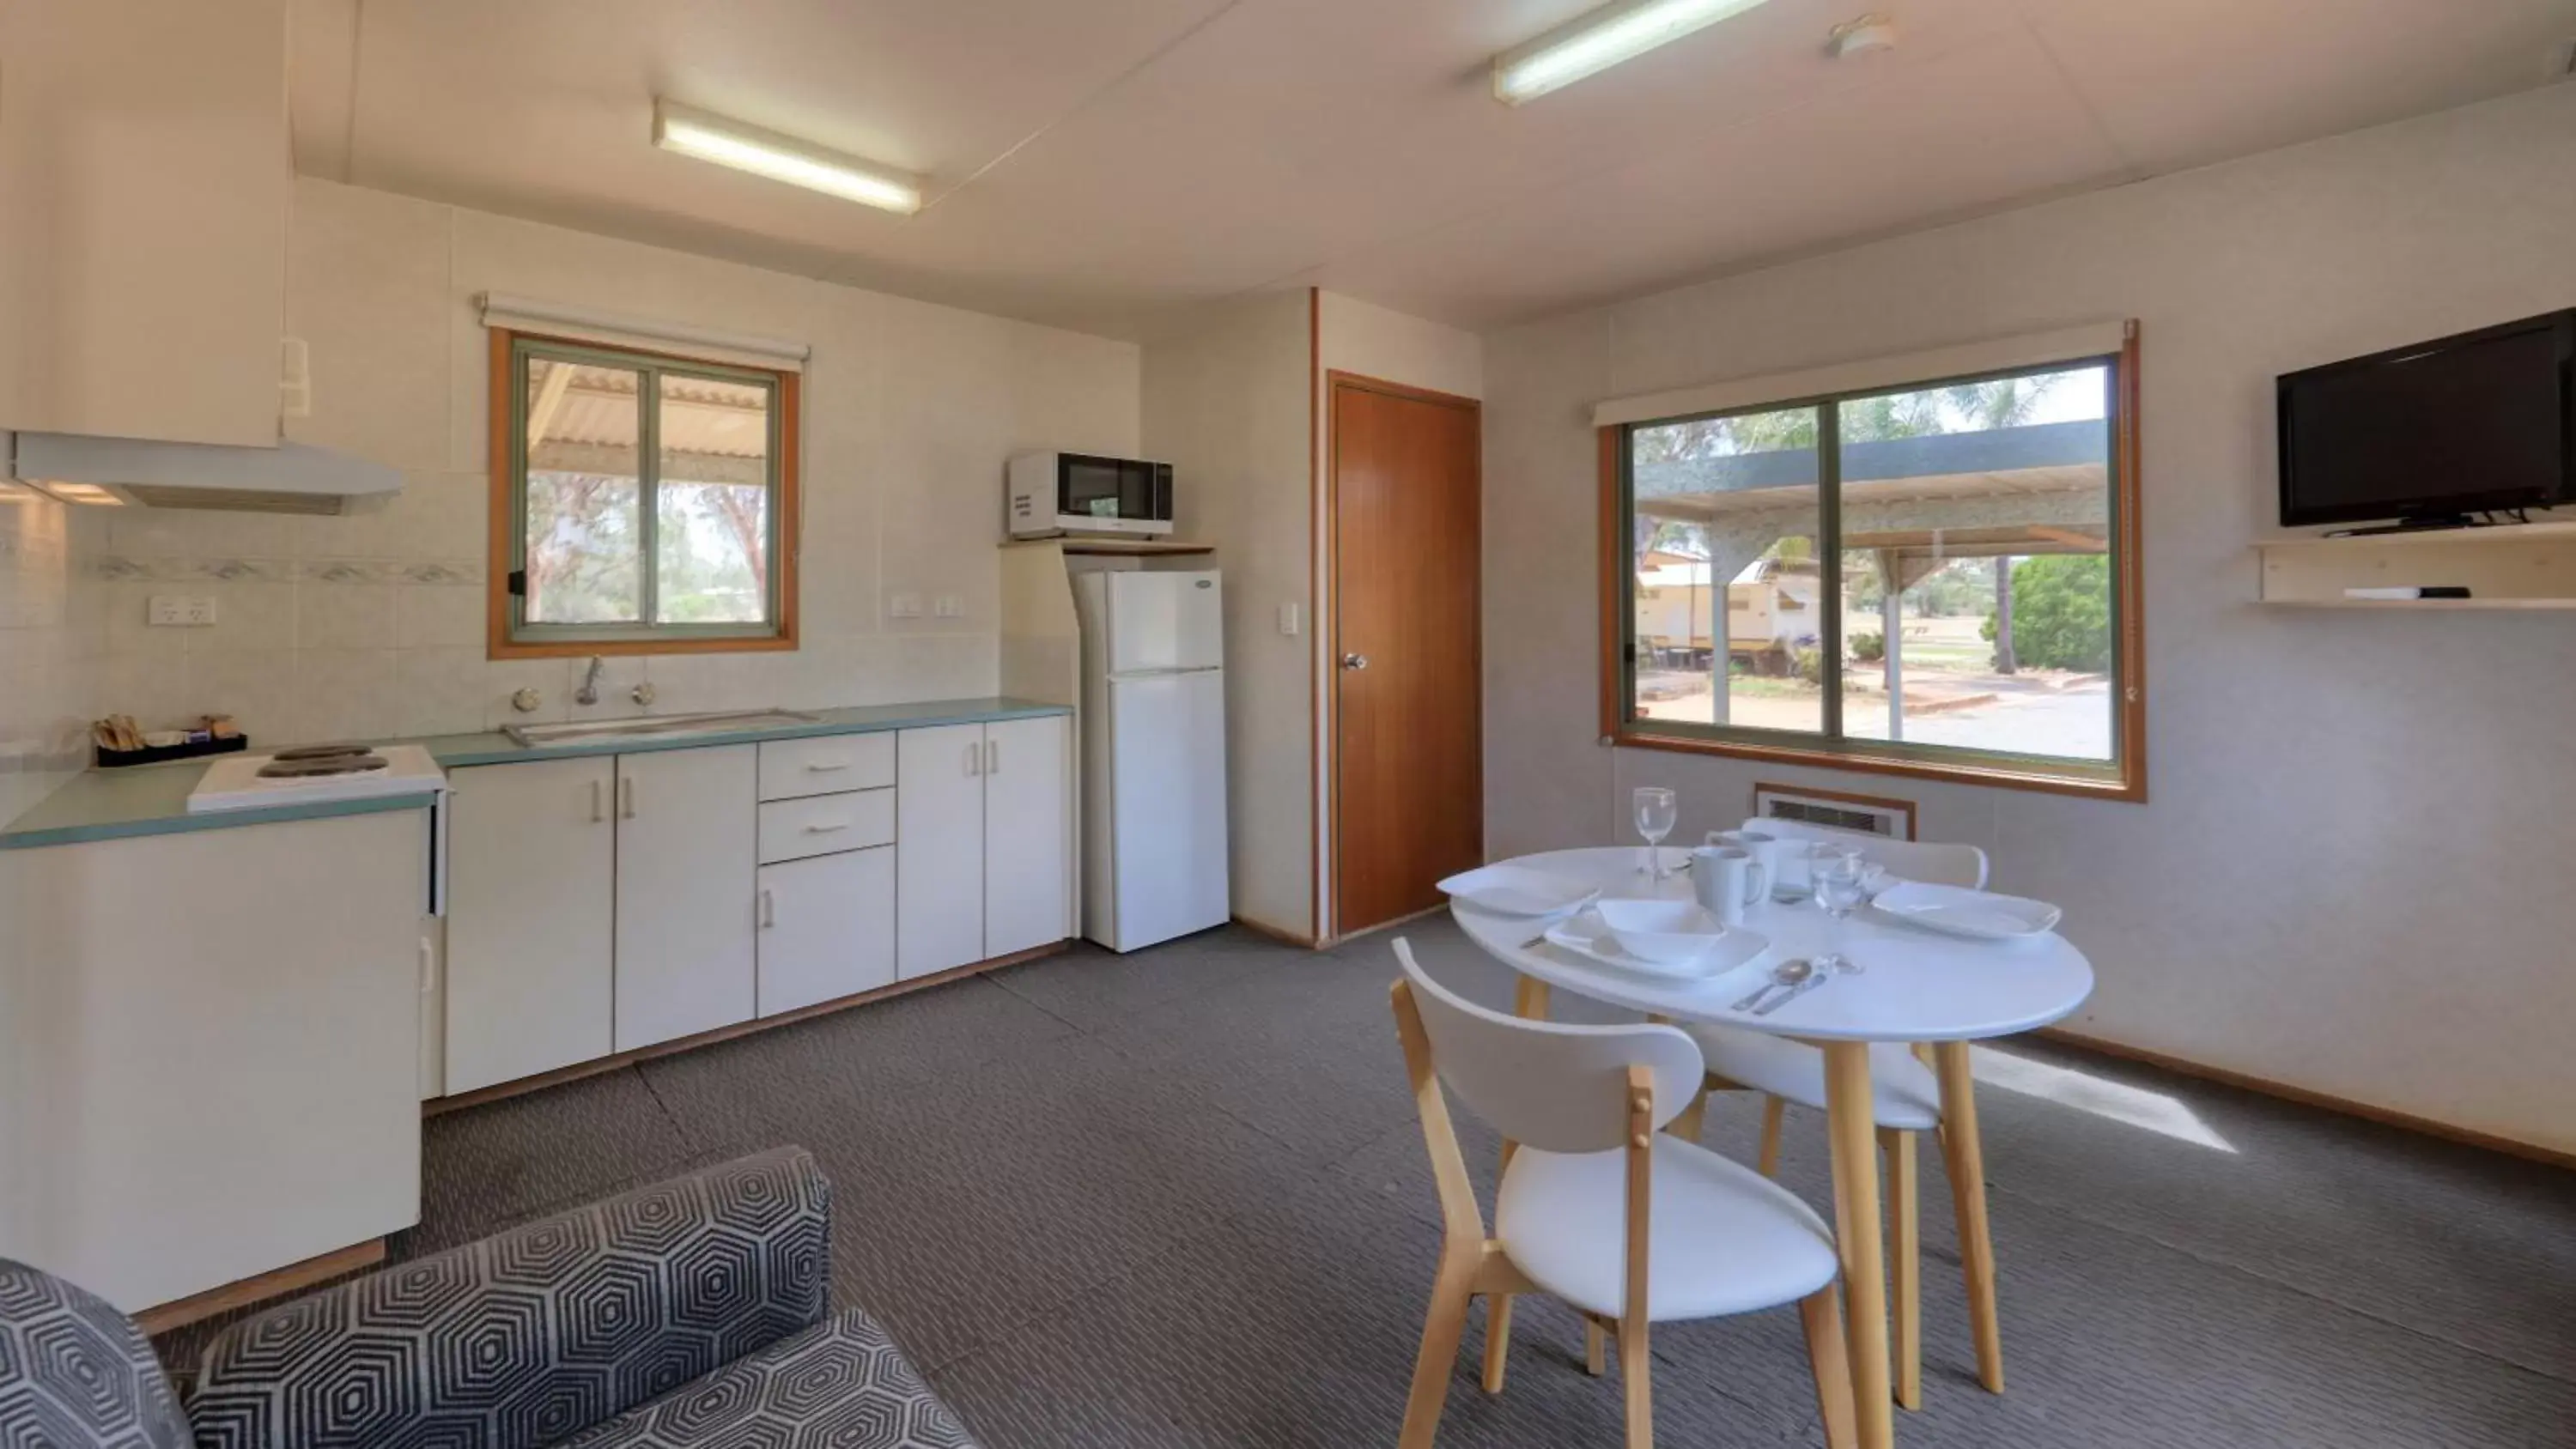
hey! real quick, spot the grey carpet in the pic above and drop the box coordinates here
[155,917,2576,1447]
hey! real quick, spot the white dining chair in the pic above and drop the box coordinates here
[1388,938,1856,1449]
[1686,817,1999,1411]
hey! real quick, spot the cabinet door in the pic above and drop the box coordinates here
[758,847,896,1016]
[982,714,1071,959]
[897,724,987,979]
[0,2,288,445]
[615,745,757,1052]
[444,757,616,1095]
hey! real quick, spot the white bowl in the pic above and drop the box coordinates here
[1591,899,1726,965]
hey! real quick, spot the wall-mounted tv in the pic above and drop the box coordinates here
[2277,309,2575,531]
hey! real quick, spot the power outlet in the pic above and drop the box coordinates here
[148,595,216,627]
[933,594,963,619]
[888,592,924,620]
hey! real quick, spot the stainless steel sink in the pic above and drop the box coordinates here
[505,709,822,749]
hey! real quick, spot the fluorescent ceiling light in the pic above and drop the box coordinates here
[653,100,924,215]
[1493,0,1777,105]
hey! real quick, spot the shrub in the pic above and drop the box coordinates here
[1793,646,1825,685]
[1981,555,2111,671]
[1850,631,1886,663]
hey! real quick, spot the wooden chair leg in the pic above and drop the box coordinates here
[1584,1316,1607,1377]
[1799,1286,1860,1449]
[1758,1094,1786,1177]
[1619,1315,1653,1449]
[1932,1042,2004,1394]
[1883,1128,1921,1410]
[1480,1294,1512,1393]
[1400,1258,1478,1449]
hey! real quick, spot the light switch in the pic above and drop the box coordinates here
[889,592,924,620]
[933,594,963,619]
[1278,602,1300,636]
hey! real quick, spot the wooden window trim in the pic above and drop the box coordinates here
[1598,324,2148,804]
[486,327,801,660]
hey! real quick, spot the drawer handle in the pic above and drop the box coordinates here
[804,761,852,773]
[802,822,853,834]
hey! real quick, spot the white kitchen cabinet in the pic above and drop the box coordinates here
[983,714,1072,959]
[615,745,758,1052]
[0,1,290,446]
[2,810,428,1312]
[757,847,896,1016]
[897,724,989,979]
[898,717,1072,978]
[445,757,616,1095]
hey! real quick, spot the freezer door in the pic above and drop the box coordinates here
[1107,570,1224,675]
[1105,669,1230,950]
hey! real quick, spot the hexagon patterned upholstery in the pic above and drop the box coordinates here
[184,1146,976,1449]
[0,1258,194,1449]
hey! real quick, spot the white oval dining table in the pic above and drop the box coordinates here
[1449,846,2096,1449]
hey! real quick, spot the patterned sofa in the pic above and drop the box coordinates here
[0,1147,976,1448]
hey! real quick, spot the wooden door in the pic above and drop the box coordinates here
[444,756,616,1094]
[981,714,1072,958]
[1332,374,1483,934]
[614,744,758,1052]
[897,723,988,977]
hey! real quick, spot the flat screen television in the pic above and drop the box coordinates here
[2277,309,2575,530]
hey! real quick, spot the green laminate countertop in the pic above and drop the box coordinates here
[0,697,1072,851]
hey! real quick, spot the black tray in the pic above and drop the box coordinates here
[95,735,249,769]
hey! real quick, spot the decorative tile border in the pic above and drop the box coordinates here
[90,556,483,586]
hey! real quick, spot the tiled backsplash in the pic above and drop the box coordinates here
[0,488,96,824]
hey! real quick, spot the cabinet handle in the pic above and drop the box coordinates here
[805,761,852,773]
[801,822,852,834]
[986,739,999,774]
[418,939,436,996]
[965,742,981,777]
[589,779,604,824]
[759,888,775,930]
[620,776,636,819]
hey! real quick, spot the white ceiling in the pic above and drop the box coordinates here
[289,0,2576,338]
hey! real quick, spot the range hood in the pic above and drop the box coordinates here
[3,430,403,514]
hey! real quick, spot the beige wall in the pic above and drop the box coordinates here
[72,176,1139,748]
[1482,82,2576,1152]
[1313,290,1485,937]
[1142,293,1315,937]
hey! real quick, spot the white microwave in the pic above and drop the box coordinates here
[1007,452,1175,538]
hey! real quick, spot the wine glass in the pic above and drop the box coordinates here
[1632,786,1678,882]
[1810,845,1869,974]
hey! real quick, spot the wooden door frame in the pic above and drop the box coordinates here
[1321,367,1484,942]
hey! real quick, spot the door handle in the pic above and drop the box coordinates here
[759,888,775,930]
[1341,653,1370,670]
[619,776,636,819]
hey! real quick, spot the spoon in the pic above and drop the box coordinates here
[1732,958,1814,1013]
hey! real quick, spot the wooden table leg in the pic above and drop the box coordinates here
[1822,1042,1895,1449]
[1932,1041,2004,1394]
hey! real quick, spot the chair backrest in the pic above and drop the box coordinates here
[0,1258,194,1449]
[1739,815,1988,888]
[1394,939,1702,1153]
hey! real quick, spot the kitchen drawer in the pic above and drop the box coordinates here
[759,733,896,801]
[758,789,896,864]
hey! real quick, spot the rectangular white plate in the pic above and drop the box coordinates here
[1871,881,2062,940]
[1544,909,1767,981]
[1438,864,1599,919]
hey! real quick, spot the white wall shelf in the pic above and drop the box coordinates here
[2256,522,2576,608]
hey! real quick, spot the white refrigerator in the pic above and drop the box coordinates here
[1073,569,1230,952]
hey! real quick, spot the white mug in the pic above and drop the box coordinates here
[1709,829,1781,901]
[1690,845,1759,925]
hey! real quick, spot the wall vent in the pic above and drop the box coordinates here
[1753,785,1915,840]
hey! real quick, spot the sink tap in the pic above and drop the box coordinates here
[575,655,606,707]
